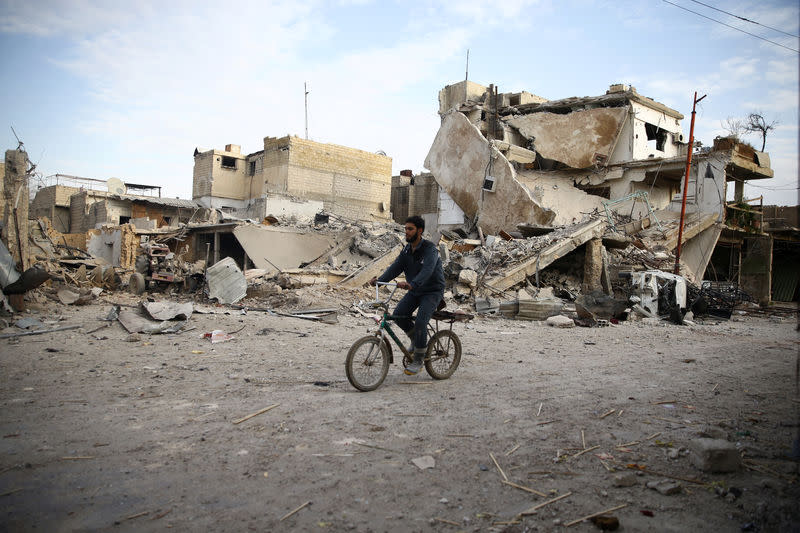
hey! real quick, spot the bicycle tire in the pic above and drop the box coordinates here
[345,336,390,391]
[424,330,461,380]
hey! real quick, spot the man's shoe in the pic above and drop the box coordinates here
[404,351,425,375]
[404,359,423,375]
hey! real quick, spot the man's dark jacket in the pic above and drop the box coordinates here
[377,239,445,294]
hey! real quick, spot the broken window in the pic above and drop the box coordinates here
[644,123,668,152]
[249,161,256,176]
[221,156,237,169]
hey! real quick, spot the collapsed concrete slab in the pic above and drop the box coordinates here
[485,218,607,292]
[424,112,555,235]
[233,224,339,274]
[505,107,629,169]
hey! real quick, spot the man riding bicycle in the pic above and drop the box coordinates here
[370,215,445,375]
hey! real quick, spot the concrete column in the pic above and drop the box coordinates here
[582,238,603,293]
[734,180,744,202]
[2,150,30,270]
[213,231,220,265]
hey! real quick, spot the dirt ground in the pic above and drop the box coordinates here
[1,287,798,532]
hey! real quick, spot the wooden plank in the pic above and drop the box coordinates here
[487,219,607,292]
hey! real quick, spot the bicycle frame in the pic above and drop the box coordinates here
[370,282,410,362]
[369,282,463,364]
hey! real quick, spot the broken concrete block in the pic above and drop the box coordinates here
[546,315,575,328]
[458,268,478,288]
[611,472,638,487]
[475,297,499,314]
[438,243,450,265]
[689,438,741,473]
[647,479,681,495]
[453,283,472,297]
[517,299,562,320]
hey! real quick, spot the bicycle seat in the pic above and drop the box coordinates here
[432,309,474,322]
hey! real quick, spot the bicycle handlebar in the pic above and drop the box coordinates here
[374,281,398,305]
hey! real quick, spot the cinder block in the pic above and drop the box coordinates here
[689,438,740,473]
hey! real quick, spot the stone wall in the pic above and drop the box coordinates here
[279,136,391,220]
[70,191,89,233]
[408,174,439,216]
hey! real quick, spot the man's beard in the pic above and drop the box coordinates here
[406,231,419,243]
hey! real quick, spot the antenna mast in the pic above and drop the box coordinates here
[304,82,310,140]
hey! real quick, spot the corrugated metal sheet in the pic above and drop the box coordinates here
[772,260,799,302]
[205,257,247,304]
[0,239,21,289]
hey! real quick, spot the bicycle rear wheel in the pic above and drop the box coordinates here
[346,336,390,391]
[424,330,461,380]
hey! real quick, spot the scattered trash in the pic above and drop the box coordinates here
[203,330,234,343]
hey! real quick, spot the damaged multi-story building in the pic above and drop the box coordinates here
[192,137,392,222]
[421,80,781,302]
[30,174,198,233]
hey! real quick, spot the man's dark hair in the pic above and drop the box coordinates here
[405,215,425,230]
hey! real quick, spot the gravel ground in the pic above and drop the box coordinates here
[1,289,798,532]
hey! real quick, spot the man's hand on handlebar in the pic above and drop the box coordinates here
[368,277,378,287]
[396,281,412,291]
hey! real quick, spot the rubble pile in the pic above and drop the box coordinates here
[0,207,768,329]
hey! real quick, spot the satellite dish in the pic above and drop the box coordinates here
[107,178,127,195]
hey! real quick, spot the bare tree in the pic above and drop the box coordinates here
[722,117,747,140]
[744,112,778,151]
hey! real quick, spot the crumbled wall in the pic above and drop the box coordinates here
[86,224,138,268]
[424,112,555,234]
[438,80,489,114]
[69,192,89,233]
[2,150,30,269]
[29,186,57,224]
[39,216,87,251]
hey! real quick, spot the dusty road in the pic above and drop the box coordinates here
[0,290,798,532]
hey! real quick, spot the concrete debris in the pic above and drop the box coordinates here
[611,473,638,487]
[689,438,741,473]
[646,479,682,495]
[545,315,575,328]
[142,301,194,321]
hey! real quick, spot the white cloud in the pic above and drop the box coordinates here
[766,57,799,84]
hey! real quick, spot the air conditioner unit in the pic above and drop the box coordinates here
[672,132,686,144]
[482,175,497,192]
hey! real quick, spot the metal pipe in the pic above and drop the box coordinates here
[674,91,707,275]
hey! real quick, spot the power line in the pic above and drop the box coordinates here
[662,0,799,53]
[688,0,799,38]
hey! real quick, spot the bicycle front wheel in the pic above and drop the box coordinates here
[425,330,462,380]
[346,336,390,391]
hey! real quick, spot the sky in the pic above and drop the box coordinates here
[1,0,798,206]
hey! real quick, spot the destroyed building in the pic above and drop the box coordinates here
[422,80,775,291]
[30,174,198,233]
[192,138,392,222]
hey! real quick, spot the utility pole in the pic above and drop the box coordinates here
[304,82,310,140]
[674,91,707,275]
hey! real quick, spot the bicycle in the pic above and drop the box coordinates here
[345,282,472,391]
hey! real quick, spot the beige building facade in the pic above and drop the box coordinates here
[193,136,392,221]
